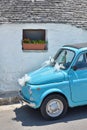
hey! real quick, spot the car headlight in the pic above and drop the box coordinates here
[18,74,31,87]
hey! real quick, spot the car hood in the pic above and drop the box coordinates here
[27,66,66,85]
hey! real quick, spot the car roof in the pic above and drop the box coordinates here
[63,43,87,49]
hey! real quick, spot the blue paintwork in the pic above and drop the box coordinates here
[28,66,66,85]
[20,45,87,109]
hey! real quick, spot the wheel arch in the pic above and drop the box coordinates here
[40,90,69,108]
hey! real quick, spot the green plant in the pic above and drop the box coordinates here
[23,39,47,44]
[37,40,46,44]
[31,40,46,44]
[23,38,31,43]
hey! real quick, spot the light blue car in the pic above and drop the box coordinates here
[18,43,87,120]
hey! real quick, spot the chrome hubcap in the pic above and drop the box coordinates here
[46,99,63,117]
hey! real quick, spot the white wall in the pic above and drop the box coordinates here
[0,23,87,92]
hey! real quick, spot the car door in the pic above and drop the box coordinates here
[69,52,87,102]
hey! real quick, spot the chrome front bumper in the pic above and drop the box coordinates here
[18,91,36,108]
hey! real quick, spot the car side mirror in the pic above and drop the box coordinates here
[72,66,78,71]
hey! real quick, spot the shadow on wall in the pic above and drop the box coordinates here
[12,105,87,126]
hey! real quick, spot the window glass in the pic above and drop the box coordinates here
[76,53,87,69]
[78,54,84,62]
[55,49,75,69]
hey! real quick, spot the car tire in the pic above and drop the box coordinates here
[40,94,68,120]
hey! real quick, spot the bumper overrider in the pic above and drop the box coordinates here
[18,91,36,108]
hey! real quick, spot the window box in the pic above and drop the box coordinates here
[22,43,46,50]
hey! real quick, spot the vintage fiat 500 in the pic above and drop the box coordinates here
[18,43,87,120]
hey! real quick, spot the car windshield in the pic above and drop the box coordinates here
[54,49,75,70]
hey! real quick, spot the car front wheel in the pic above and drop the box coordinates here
[40,94,68,120]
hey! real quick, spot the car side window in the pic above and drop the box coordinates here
[76,53,87,69]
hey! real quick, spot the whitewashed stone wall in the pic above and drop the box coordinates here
[0,23,87,92]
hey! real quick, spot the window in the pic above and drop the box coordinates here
[22,29,47,51]
[76,53,87,69]
[54,49,75,69]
